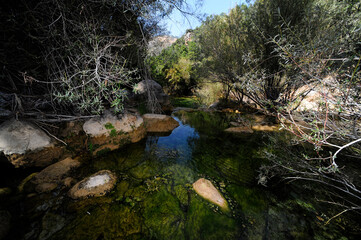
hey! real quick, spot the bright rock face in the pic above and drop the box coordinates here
[0,120,51,155]
[83,113,144,137]
[192,178,229,211]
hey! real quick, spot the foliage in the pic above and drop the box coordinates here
[0,0,192,116]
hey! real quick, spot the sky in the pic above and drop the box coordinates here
[161,0,246,37]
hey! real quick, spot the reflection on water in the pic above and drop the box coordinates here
[2,110,360,240]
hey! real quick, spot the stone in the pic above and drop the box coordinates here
[192,178,229,211]
[0,120,51,155]
[35,183,58,193]
[143,114,179,133]
[83,112,143,137]
[0,211,11,240]
[33,157,81,184]
[63,177,75,188]
[225,126,254,134]
[0,120,64,168]
[68,170,117,199]
[83,112,146,155]
[133,79,170,105]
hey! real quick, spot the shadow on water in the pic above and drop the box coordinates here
[2,110,360,240]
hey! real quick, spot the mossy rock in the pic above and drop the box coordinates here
[185,193,240,240]
[55,203,143,240]
[142,187,185,240]
[129,162,157,179]
[165,164,195,185]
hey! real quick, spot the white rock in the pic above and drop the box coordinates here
[0,120,51,155]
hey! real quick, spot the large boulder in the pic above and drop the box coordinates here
[68,170,117,199]
[83,112,146,155]
[193,178,229,211]
[143,114,179,133]
[133,80,170,106]
[32,157,81,193]
[0,120,63,167]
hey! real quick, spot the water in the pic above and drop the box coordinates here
[2,110,360,239]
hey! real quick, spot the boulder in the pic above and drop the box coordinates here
[143,114,179,133]
[32,157,81,193]
[0,120,51,155]
[0,120,64,167]
[133,80,170,105]
[83,112,146,155]
[225,126,254,134]
[68,170,117,199]
[193,178,229,211]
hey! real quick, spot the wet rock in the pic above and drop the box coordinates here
[32,157,81,193]
[68,170,117,199]
[143,114,179,133]
[192,178,229,211]
[63,177,75,188]
[224,126,254,134]
[0,120,64,167]
[83,112,146,155]
[35,183,58,193]
[33,157,81,184]
[0,211,11,240]
[39,212,65,240]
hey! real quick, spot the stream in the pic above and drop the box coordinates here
[1,110,360,239]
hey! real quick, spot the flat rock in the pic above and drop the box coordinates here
[143,114,179,133]
[193,178,229,211]
[83,112,146,155]
[83,113,143,137]
[0,120,52,155]
[33,157,81,184]
[68,170,117,199]
[225,126,254,134]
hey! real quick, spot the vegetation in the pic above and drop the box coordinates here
[148,0,361,218]
[0,0,192,116]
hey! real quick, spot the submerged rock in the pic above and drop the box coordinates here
[68,170,117,199]
[39,212,65,240]
[0,120,63,167]
[32,157,81,193]
[143,114,179,133]
[224,126,254,134]
[192,178,229,211]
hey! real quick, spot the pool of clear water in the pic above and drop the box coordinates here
[2,110,360,240]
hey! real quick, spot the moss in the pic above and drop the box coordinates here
[104,122,114,130]
[95,147,111,156]
[185,193,240,240]
[142,187,185,240]
[109,129,117,137]
[174,185,188,206]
